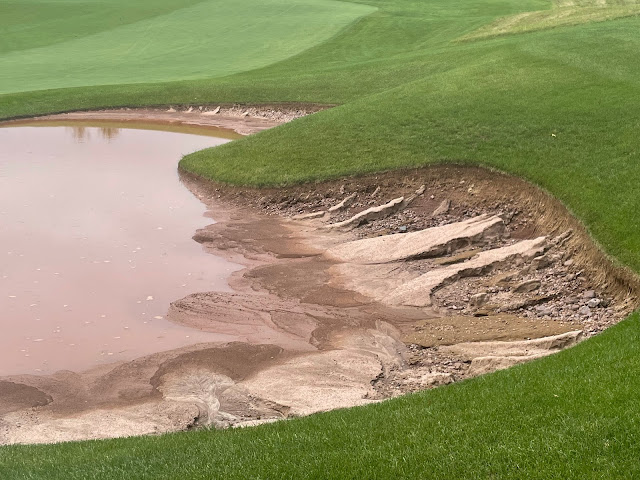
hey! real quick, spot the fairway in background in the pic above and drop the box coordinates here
[0,0,375,94]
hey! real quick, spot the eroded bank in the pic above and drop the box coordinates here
[1,110,637,445]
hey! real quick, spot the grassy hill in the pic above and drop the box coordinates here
[0,0,375,94]
[1,0,639,477]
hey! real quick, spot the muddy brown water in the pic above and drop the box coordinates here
[0,123,243,376]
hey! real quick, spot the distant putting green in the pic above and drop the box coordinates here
[0,0,375,94]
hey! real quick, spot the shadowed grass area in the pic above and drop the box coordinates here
[1,0,640,477]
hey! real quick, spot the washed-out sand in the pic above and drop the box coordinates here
[1,109,637,445]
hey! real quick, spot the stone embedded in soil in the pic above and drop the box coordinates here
[325,214,504,264]
[419,372,453,386]
[470,292,489,307]
[433,249,479,266]
[432,199,451,216]
[384,237,547,307]
[578,305,592,317]
[293,210,327,220]
[328,193,357,213]
[513,279,542,293]
[323,196,408,230]
[201,106,221,116]
[531,254,553,270]
[535,306,553,317]
[587,298,601,308]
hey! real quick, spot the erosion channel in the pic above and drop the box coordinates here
[0,109,637,445]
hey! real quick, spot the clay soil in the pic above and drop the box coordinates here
[1,109,638,445]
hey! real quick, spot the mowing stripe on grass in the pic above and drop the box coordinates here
[0,0,376,94]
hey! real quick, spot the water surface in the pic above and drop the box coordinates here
[0,124,242,375]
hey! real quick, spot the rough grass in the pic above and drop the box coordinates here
[0,0,375,94]
[1,0,640,477]
[461,0,640,40]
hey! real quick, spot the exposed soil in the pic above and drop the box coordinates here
[1,111,638,446]
[0,103,326,136]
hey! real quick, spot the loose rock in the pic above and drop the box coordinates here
[513,279,541,293]
[587,298,601,308]
[578,305,592,317]
[470,293,489,307]
[432,199,451,217]
[328,193,357,213]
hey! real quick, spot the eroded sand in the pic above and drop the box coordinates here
[1,110,637,445]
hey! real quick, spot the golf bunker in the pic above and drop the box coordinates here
[0,108,637,445]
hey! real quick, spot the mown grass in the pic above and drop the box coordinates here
[2,313,639,479]
[0,0,375,94]
[461,0,640,40]
[1,0,640,477]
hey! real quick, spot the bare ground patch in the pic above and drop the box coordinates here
[0,103,327,136]
[1,125,637,445]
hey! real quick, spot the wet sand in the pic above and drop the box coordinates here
[1,104,319,136]
[0,124,242,375]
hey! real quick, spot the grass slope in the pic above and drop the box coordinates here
[0,0,375,94]
[2,313,639,479]
[461,0,640,40]
[1,0,640,477]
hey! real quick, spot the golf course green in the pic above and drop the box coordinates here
[1,0,639,477]
[0,0,375,94]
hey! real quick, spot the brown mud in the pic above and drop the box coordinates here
[1,110,638,445]
[0,103,326,136]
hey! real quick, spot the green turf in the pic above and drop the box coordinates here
[461,0,640,40]
[1,0,640,477]
[0,0,375,94]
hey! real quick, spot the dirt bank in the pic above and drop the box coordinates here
[0,103,327,135]
[1,113,638,446]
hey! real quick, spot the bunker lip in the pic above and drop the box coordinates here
[0,103,329,136]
